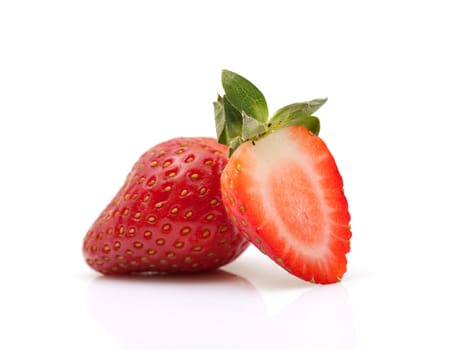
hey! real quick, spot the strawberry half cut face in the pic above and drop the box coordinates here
[221,126,351,284]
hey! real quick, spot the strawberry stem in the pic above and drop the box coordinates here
[214,70,326,156]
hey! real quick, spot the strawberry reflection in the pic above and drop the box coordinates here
[266,284,355,350]
[86,270,265,349]
[86,271,354,349]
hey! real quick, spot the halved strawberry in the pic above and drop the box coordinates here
[221,126,351,283]
[215,70,352,284]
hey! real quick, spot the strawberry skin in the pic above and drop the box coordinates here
[221,126,351,284]
[83,137,249,275]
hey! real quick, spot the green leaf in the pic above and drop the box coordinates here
[222,70,268,123]
[241,112,268,140]
[270,98,327,125]
[213,95,226,143]
[223,96,243,144]
[284,115,321,135]
[227,136,242,157]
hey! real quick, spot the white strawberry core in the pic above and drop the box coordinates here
[250,128,330,258]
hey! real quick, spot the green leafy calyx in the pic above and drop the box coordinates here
[214,69,326,156]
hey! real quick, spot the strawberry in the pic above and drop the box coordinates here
[83,137,250,275]
[214,70,352,284]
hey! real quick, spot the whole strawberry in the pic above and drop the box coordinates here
[214,70,352,284]
[83,137,249,274]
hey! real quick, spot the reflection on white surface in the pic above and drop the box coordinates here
[87,270,354,350]
[269,284,355,349]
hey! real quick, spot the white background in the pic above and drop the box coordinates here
[1,1,452,349]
